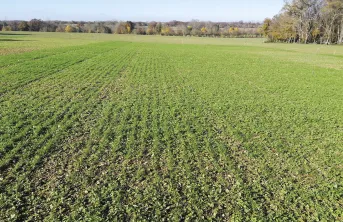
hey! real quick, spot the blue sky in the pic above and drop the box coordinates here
[3,0,284,22]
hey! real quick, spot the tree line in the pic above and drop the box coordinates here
[1,19,262,38]
[262,0,343,44]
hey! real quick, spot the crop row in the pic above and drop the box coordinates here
[0,42,132,94]
[0,42,139,220]
[1,41,342,221]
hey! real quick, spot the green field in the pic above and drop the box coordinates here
[1,32,343,221]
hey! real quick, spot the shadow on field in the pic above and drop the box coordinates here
[0,39,35,42]
[0,33,32,36]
